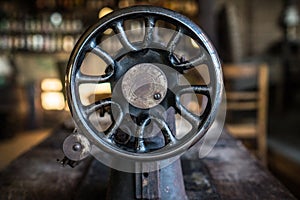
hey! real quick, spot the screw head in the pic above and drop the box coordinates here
[153,93,161,100]
[114,131,130,144]
[72,143,82,151]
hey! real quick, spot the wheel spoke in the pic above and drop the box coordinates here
[105,103,123,139]
[83,99,110,116]
[176,85,210,96]
[113,21,137,51]
[91,45,115,66]
[175,85,211,127]
[136,118,150,152]
[175,100,200,128]
[76,44,115,84]
[83,100,123,139]
[172,50,207,68]
[143,16,156,47]
[76,71,113,84]
[167,28,183,53]
[149,116,177,145]
[170,45,210,70]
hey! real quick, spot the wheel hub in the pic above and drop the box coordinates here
[121,63,168,109]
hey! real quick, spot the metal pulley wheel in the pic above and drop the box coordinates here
[66,6,223,172]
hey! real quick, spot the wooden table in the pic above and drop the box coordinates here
[0,126,296,200]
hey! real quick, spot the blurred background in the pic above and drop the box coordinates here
[0,0,299,198]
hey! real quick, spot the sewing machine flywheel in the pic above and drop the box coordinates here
[65,6,223,171]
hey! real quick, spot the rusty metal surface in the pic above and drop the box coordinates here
[135,170,161,199]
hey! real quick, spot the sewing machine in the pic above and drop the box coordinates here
[62,6,223,199]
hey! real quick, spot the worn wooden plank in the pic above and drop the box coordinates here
[74,159,110,200]
[182,158,220,200]
[0,127,296,200]
[0,127,92,200]
[0,149,92,200]
[201,132,296,200]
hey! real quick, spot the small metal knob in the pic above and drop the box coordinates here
[72,143,82,151]
[63,134,90,161]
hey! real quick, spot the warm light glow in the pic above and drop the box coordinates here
[79,83,111,105]
[99,7,113,19]
[190,38,200,49]
[64,101,70,111]
[41,78,62,91]
[41,92,65,110]
[95,82,111,94]
[63,35,75,52]
[99,7,113,35]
